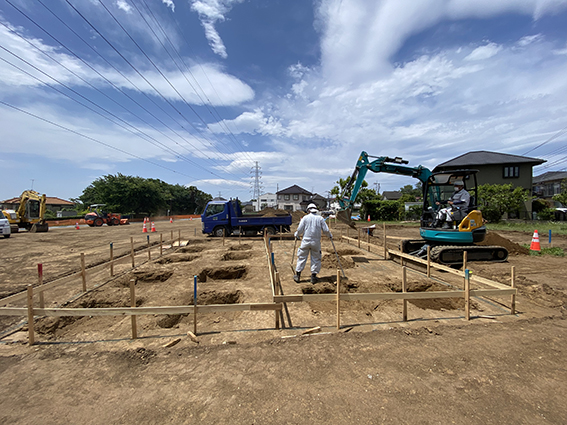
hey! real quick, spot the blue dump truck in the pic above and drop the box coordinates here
[201,199,292,237]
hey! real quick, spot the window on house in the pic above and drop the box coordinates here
[284,195,290,201]
[293,194,299,200]
[284,205,293,211]
[277,195,281,200]
[503,166,519,178]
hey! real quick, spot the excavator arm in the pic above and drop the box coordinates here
[337,151,432,226]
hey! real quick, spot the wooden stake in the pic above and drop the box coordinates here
[463,250,468,271]
[222,227,225,246]
[274,270,280,330]
[110,243,114,277]
[193,275,198,335]
[147,235,151,261]
[280,225,282,243]
[239,226,242,244]
[160,233,163,256]
[357,228,361,249]
[130,279,137,339]
[383,222,387,259]
[402,266,407,322]
[27,284,34,346]
[336,269,341,330]
[347,227,349,239]
[464,269,470,320]
[511,266,516,315]
[38,264,44,309]
[171,230,174,243]
[194,227,196,237]
[178,230,181,247]
[367,229,370,252]
[427,246,431,278]
[130,237,135,267]
[80,253,87,292]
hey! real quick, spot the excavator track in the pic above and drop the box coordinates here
[430,245,508,265]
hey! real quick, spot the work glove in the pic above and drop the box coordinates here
[329,233,333,239]
[294,231,298,238]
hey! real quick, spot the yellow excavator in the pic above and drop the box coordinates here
[1,190,49,233]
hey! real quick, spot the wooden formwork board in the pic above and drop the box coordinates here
[0,303,282,318]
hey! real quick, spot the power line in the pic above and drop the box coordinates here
[522,125,567,155]
[0,100,199,179]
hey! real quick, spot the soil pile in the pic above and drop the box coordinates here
[257,208,290,217]
[479,232,529,255]
[291,210,306,223]
[320,253,355,269]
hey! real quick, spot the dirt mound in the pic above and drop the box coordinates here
[257,208,290,217]
[155,254,198,264]
[222,251,252,261]
[320,253,355,269]
[301,282,336,294]
[329,248,360,256]
[230,244,252,251]
[291,210,306,223]
[478,232,529,255]
[198,265,247,281]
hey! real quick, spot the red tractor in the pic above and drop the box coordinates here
[85,204,130,227]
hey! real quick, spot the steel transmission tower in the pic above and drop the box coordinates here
[250,162,263,211]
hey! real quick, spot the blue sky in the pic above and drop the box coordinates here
[1,0,567,203]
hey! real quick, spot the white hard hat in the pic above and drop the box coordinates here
[307,203,318,211]
[454,179,464,186]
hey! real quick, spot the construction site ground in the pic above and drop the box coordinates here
[0,219,566,424]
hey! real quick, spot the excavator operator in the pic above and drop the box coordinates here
[433,180,470,228]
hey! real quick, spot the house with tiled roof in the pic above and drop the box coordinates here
[434,151,546,218]
[1,196,74,214]
[276,185,312,212]
[533,171,567,201]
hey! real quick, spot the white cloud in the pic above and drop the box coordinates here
[517,34,543,46]
[464,43,502,61]
[116,0,132,14]
[162,0,175,12]
[190,0,244,58]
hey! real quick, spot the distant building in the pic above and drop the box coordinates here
[257,193,277,211]
[276,185,313,211]
[434,150,546,218]
[533,171,567,201]
[1,196,74,214]
[382,191,402,201]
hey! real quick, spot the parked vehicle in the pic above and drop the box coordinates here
[1,190,48,233]
[0,216,11,238]
[84,204,130,227]
[201,199,292,237]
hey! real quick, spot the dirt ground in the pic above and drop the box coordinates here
[0,219,566,424]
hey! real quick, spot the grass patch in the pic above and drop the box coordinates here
[522,244,565,257]
[486,221,567,235]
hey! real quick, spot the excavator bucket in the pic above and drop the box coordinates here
[336,208,356,228]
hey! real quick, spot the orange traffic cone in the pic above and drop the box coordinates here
[142,222,147,233]
[75,222,80,230]
[367,215,371,222]
[530,230,541,252]
[170,217,173,223]
[151,222,156,232]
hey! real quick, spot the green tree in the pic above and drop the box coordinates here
[552,179,567,207]
[399,183,422,200]
[331,177,381,203]
[79,174,211,215]
[477,183,531,222]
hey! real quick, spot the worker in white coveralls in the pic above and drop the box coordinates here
[434,179,470,228]
[294,203,332,284]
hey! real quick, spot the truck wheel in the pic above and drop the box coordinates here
[265,226,276,235]
[112,218,120,226]
[3,234,9,238]
[213,226,227,237]
[94,218,104,227]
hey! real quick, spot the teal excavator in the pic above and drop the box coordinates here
[337,152,508,265]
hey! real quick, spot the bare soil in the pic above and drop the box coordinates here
[0,219,566,424]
